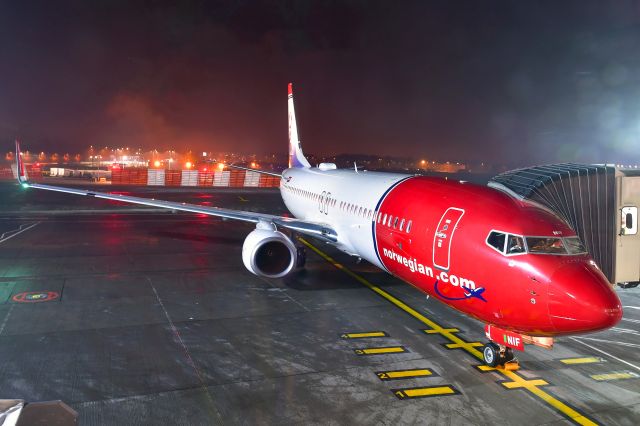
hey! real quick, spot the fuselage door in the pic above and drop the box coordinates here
[433,207,465,271]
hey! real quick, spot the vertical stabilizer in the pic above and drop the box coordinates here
[288,83,311,168]
[15,140,29,185]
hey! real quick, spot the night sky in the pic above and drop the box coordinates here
[2,1,640,166]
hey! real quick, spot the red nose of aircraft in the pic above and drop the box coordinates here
[548,262,622,334]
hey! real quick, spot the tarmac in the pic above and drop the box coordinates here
[0,180,638,425]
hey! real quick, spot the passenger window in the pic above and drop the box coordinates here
[388,215,393,227]
[406,220,412,233]
[487,231,506,253]
[383,214,388,225]
[359,207,363,216]
[399,219,405,231]
[507,235,525,254]
[393,217,399,229]
[377,212,382,223]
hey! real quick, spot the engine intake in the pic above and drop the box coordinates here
[242,224,297,278]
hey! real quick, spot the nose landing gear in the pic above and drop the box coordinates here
[482,342,516,368]
[483,325,522,370]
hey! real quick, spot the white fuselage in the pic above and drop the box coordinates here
[280,167,410,268]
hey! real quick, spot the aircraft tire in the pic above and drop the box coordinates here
[483,342,500,367]
[503,347,514,363]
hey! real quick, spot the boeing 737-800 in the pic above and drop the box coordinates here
[14,83,622,367]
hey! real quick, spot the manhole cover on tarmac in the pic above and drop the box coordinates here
[12,291,60,303]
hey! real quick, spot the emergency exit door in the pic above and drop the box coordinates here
[433,207,465,271]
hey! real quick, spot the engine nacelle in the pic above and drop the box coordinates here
[242,224,297,278]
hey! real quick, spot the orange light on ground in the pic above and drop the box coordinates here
[203,167,207,172]
[153,160,161,168]
[250,162,257,168]
[218,163,225,171]
[185,161,192,169]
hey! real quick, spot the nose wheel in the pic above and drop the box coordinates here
[482,342,515,367]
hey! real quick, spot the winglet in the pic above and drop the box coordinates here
[287,83,311,169]
[15,140,29,186]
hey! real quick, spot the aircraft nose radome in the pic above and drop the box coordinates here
[548,262,622,334]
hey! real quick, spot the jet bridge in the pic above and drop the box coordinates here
[489,164,639,287]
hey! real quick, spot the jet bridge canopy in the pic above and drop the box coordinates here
[489,164,616,283]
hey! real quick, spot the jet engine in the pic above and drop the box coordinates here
[242,222,299,278]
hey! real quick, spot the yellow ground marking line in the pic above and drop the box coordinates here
[354,346,406,355]
[376,368,433,381]
[590,372,639,381]
[561,357,602,365]
[392,385,459,399]
[238,196,249,202]
[424,327,459,334]
[444,341,484,350]
[341,331,388,339]
[298,237,598,426]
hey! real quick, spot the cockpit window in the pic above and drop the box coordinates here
[507,235,525,254]
[487,231,506,252]
[564,237,587,254]
[526,237,567,254]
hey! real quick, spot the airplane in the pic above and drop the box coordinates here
[13,83,622,367]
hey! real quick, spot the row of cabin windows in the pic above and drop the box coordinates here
[377,212,412,233]
[284,184,412,234]
[286,185,337,207]
[339,201,374,219]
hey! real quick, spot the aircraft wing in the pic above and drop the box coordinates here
[14,140,336,242]
[21,182,338,243]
